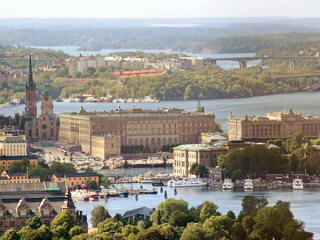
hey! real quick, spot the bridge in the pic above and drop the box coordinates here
[210,56,320,69]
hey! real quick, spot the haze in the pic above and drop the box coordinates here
[1,0,320,18]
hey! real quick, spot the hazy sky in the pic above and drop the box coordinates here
[1,0,320,18]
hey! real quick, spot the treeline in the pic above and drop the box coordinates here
[60,66,320,100]
[1,196,311,240]
[218,134,320,180]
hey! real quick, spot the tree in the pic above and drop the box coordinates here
[135,227,175,240]
[85,167,94,173]
[97,218,123,235]
[85,179,98,190]
[25,216,42,229]
[1,229,20,240]
[10,158,29,173]
[200,200,219,222]
[91,205,111,227]
[69,226,83,239]
[100,176,111,188]
[121,225,139,238]
[180,222,208,240]
[50,161,77,174]
[240,195,268,217]
[51,210,76,232]
[189,163,208,178]
[150,198,189,225]
[168,210,192,227]
[203,215,232,240]
[231,222,248,240]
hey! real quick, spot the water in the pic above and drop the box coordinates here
[30,45,260,70]
[2,92,320,131]
[76,185,320,237]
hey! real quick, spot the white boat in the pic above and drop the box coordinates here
[222,179,234,190]
[167,178,207,187]
[244,179,254,190]
[293,178,304,190]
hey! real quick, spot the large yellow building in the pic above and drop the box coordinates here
[228,109,320,140]
[59,106,215,155]
[0,134,27,157]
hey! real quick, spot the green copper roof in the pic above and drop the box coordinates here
[173,144,213,151]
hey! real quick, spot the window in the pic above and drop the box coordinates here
[21,210,26,216]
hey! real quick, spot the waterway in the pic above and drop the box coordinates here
[76,184,320,237]
[30,45,260,70]
[1,91,320,131]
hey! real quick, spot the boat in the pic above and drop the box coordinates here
[293,178,304,190]
[222,179,234,190]
[244,179,254,190]
[152,180,164,187]
[167,178,207,187]
[139,188,158,194]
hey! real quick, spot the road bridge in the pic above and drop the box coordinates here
[211,56,320,69]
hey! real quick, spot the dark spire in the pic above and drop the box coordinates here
[27,55,35,90]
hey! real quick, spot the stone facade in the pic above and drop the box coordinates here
[0,134,27,157]
[0,171,40,184]
[0,155,38,171]
[59,106,215,154]
[173,144,226,177]
[91,134,121,160]
[228,109,320,140]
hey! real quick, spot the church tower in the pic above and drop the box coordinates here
[41,85,53,116]
[25,56,37,118]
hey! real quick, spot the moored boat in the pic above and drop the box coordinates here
[222,179,234,190]
[244,179,254,190]
[293,178,304,190]
[167,178,207,187]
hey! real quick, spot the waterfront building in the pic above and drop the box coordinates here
[24,57,59,141]
[59,105,215,156]
[228,109,320,140]
[0,134,27,157]
[91,134,121,160]
[0,171,40,184]
[51,172,99,189]
[0,155,38,171]
[173,144,226,177]
[0,182,87,234]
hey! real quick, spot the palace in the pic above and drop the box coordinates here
[228,109,320,140]
[59,105,215,158]
[24,56,59,141]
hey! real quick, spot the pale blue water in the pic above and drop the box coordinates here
[76,185,320,237]
[2,92,320,131]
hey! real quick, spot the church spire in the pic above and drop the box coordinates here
[27,55,35,90]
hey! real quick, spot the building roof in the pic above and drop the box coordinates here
[0,155,38,161]
[54,172,99,178]
[173,144,213,151]
[206,135,227,142]
[122,207,154,218]
[60,108,214,121]
[0,135,26,143]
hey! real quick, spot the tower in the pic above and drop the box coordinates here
[25,56,37,118]
[41,85,53,116]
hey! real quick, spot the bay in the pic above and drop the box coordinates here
[1,91,320,131]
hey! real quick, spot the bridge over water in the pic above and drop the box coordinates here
[210,56,320,69]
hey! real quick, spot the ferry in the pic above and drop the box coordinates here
[293,178,304,190]
[167,178,207,187]
[222,179,234,190]
[244,179,254,190]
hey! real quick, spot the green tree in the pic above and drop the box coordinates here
[180,222,208,240]
[168,210,191,227]
[121,225,139,238]
[150,198,189,225]
[97,218,123,235]
[203,215,232,240]
[69,226,83,239]
[231,222,248,240]
[25,216,42,229]
[200,200,219,222]
[51,210,76,232]
[240,195,268,217]
[100,176,111,188]
[90,205,111,227]
[135,226,175,240]
[85,179,98,190]
[1,229,20,240]
[189,163,208,178]
[10,158,29,173]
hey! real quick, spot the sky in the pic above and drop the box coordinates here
[0,0,320,18]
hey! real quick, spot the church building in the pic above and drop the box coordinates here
[24,56,59,141]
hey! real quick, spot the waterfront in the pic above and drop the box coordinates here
[2,91,320,131]
[76,185,320,237]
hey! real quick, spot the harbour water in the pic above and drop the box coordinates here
[76,184,320,237]
[1,91,320,131]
